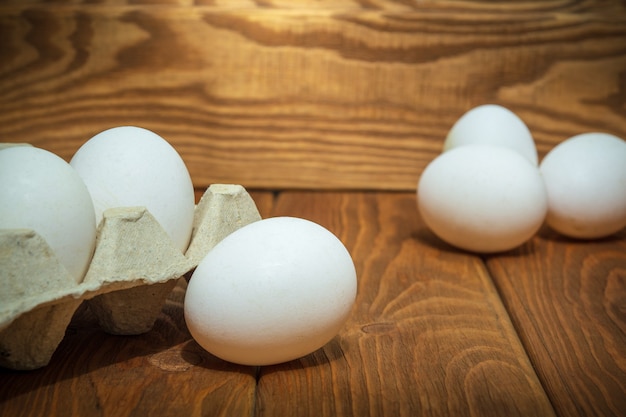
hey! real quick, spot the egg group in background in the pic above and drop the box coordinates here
[418,104,626,252]
[540,133,626,239]
[70,126,196,252]
[184,216,357,366]
[0,146,97,282]
[418,104,546,253]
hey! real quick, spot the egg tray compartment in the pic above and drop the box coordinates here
[0,184,262,370]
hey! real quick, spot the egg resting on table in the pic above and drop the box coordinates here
[184,216,357,366]
[540,132,626,239]
[417,144,547,253]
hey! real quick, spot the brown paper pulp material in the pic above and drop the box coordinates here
[0,184,262,370]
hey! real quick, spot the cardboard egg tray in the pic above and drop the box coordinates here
[0,184,262,370]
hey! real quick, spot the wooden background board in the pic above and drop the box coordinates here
[1,1,625,190]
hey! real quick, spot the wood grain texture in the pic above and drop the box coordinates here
[1,1,625,190]
[256,191,555,416]
[486,228,626,417]
[0,191,556,417]
[0,283,257,417]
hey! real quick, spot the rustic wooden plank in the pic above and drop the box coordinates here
[256,191,555,416]
[485,228,626,417]
[0,191,275,417]
[1,3,625,190]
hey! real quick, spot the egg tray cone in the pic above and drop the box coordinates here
[0,184,262,370]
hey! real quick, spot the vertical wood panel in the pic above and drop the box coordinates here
[1,2,625,190]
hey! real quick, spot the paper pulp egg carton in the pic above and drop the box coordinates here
[0,184,262,370]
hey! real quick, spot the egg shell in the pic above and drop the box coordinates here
[417,144,547,253]
[184,216,357,366]
[444,104,538,165]
[539,133,626,239]
[70,126,195,252]
[0,146,96,282]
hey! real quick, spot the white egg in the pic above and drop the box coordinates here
[0,146,96,282]
[444,104,538,165]
[70,126,195,252]
[184,216,357,366]
[540,132,626,239]
[417,144,547,253]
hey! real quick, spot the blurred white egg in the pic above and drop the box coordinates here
[444,104,538,165]
[540,132,626,239]
[0,146,97,282]
[417,144,547,253]
[184,216,357,366]
[70,126,195,252]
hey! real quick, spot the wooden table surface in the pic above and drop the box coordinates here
[1,1,625,416]
[1,189,624,417]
